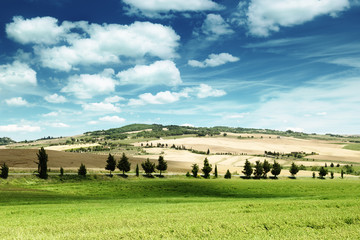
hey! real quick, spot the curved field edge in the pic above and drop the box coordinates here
[0,177,359,239]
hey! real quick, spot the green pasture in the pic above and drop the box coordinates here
[0,176,359,239]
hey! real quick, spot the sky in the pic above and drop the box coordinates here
[0,0,360,141]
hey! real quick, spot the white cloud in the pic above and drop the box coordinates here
[0,124,41,133]
[6,16,66,45]
[44,93,67,103]
[87,121,98,125]
[123,0,223,18]
[48,122,70,128]
[129,90,188,106]
[82,102,121,113]
[42,111,59,117]
[201,14,234,39]
[117,60,181,86]
[188,53,239,68]
[180,123,194,127]
[61,69,116,99]
[5,97,29,106]
[0,61,37,88]
[196,84,226,98]
[286,127,304,133]
[36,21,180,71]
[104,95,125,103]
[240,0,351,37]
[99,116,126,123]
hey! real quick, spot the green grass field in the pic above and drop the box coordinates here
[1,176,359,239]
[344,143,360,151]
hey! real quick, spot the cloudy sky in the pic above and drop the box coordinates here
[1,0,360,141]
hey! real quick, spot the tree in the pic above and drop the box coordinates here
[36,147,48,179]
[60,167,64,177]
[136,164,139,177]
[289,162,299,177]
[214,165,218,178]
[262,160,271,178]
[0,163,9,179]
[78,163,87,176]
[191,164,199,177]
[105,153,116,176]
[330,171,334,179]
[117,153,131,175]
[156,156,167,177]
[224,169,231,179]
[242,159,253,178]
[253,160,263,179]
[207,149,210,155]
[202,158,212,178]
[341,169,344,179]
[141,158,155,176]
[312,172,316,178]
[318,167,328,178]
[271,161,281,178]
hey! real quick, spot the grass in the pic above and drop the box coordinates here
[0,176,359,239]
[343,143,360,151]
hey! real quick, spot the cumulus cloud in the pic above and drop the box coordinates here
[6,16,66,45]
[123,0,223,18]
[194,84,226,98]
[47,122,70,128]
[35,20,180,71]
[44,93,67,103]
[82,102,121,113]
[188,53,239,68]
[0,124,41,133]
[117,60,181,86]
[0,61,37,88]
[5,97,29,106]
[129,90,188,106]
[42,111,59,117]
[201,14,234,39]
[237,0,351,37]
[99,116,126,123]
[104,95,125,103]
[61,69,117,99]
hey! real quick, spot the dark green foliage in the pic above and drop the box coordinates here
[253,160,263,179]
[319,167,328,178]
[271,161,281,178]
[117,153,131,175]
[325,163,327,167]
[0,163,9,179]
[105,153,116,175]
[207,149,210,155]
[343,165,354,174]
[242,159,253,178]
[289,162,299,177]
[78,163,87,176]
[312,172,316,178]
[156,156,167,176]
[60,167,64,176]
[36,147,48,179]
[186,171,191,177]
[224,169,231,179]
[0,137,15,145]
[141,158,155,176]
[262,160,271,178]
[136,164,139,177]
[202,158,212,178]
[330,163,334,167]
[330,171,334,179]
[341,169,344,178]
[214,165,218,178]
[191,164,199,177]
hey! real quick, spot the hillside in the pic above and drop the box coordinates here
[0,137,15,146]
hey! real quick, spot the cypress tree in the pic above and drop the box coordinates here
[117,153,131,175]
[156,156,167,177]
[289,162,299,177]
[105,153,116,176]
[0,163,9,179]
[253,160,263,179]
[271,160,281,178]
[214,165,218,178]
[136,164,139,177]
[60,167,64,177]
[78,163,87,176]
[191,164,199,178]
[202,158,212,178]
[36,147,48,179]
[242,159,253,178]
[224,169,231,179]
[262,160,271,178]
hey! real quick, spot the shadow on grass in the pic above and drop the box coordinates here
[142,174,155,178]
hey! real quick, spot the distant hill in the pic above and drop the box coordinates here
[0,137,16,145]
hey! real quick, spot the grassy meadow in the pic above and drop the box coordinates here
[1,176,360,239]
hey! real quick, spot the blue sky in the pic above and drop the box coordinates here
[1,0,360,141]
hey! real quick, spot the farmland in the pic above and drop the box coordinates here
[0,176,359,239]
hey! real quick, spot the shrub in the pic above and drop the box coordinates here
[312,172,316,178]
[224,169,231,179]
[186,171,191,177]
[78,163,87,176]
[330,171,334,179]
[60,167,64,176]
[318,167,328,178]
[289,162,299,177]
